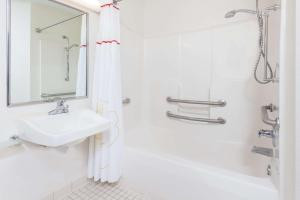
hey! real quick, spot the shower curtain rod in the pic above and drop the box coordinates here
[35,13,85,33]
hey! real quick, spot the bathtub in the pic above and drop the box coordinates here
[122,126,278,200]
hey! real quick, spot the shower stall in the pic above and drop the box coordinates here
[120,0,281,199]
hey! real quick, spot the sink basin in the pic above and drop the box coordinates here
[17,109,110,147]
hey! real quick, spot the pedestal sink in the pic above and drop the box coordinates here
[17,109,110,147]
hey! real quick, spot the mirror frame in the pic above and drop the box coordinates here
[6,0,89,107]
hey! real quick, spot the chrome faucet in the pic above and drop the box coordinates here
[258,129,274,138]
[48,99,69,115]
[252,146,273,157]
[258,104,280,147]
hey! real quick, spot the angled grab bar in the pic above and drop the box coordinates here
[166,97,226,107]
[166,111,226,124]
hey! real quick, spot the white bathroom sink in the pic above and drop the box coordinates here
[17,109,110,147]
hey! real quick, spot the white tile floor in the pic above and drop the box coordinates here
[59,180,149,200]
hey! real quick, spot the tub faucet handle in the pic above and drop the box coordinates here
[258,129,274,138]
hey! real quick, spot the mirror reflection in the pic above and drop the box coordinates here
[9,0,87,105]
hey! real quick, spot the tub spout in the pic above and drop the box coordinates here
[251,146,273,157]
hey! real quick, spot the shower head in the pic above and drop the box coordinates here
[224,9,257,18]
[62,35,69,40]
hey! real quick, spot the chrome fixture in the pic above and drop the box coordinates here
[261,104,279,127]
[259,104,279,147]
[48,99,69,115]
[166,97,226,107]
[265,4,281,12]
[166,97,226,124]
[224,3,280,84]
[267,165,272,176]
[252,146,273,157]
[224,9,257,18]
[10,135,19,141]
[258,129,274,138]
[35,13,85,33]
[123,98,131,105]
[166,111,226,124]
[62,35,79,81]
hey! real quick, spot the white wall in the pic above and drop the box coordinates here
[143,0,256,37]
[120,0,144,131]
[0,0,98,199]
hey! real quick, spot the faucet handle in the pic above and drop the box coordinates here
[258,129,274,138]
[57,99,65,106]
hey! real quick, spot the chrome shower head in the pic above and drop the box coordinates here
[224,9,257,18]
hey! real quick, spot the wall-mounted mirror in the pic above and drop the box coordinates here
[8,0,88,106]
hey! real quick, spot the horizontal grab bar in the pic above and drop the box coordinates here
[166,111,226,124]
[167,97,226,107]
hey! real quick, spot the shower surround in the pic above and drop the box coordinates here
[121,0,280,199]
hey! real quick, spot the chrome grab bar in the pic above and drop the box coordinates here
[166,111,226,124]
[123,98,131,105]
[166,97,226,107]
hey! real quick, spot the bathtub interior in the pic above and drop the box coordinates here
[120,0,280,191]
[122,147,278,200]
[125,125,271,177]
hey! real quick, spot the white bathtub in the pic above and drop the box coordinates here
[123,126,278,200]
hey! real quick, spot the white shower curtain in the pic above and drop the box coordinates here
[88,0,123,183]
[76,15,87,96]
